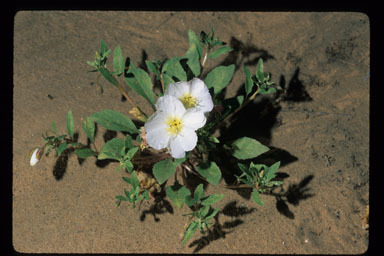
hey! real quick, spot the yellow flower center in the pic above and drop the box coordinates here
[166,116,184,135]
[179,93,198,109]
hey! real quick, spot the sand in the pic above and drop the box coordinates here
[13,11,369,254]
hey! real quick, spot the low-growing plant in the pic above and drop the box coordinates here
[30,28,284,245]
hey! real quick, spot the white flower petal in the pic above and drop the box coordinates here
[190,78,207,96]
[166,81,191,98]
[169,136,186,159]
[30,148,40,166]
[182,108,206,130]
[197,94,214,113]
[190,78,214,113]
[155,95,186,117]
[178,127,198,151]
[144,113,170,150]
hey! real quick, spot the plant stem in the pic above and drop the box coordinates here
[200,48,210,77]
[92,141,99,153]
[115,78,136,108]
[160,73,165,95]
[202,51,208,68]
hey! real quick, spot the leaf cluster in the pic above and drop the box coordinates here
[179,184,224,245]
[115,171,150,208]
[40,110,98,159]
[236,161,282,206]
[243,58,276,96]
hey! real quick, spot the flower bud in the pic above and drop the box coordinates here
[29,147,42,166]
[129,107,148,122]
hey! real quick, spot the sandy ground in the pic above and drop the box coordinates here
[13,11,369,254]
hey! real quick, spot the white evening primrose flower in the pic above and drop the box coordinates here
[29,147,42,166]
[144,95,206,159]
[165,78,213,114]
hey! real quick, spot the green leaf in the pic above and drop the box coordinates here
[243,65,254,97]
[204,64,235,95]
[87,60,97,69]
[71,142,82,147]
[232,137,270,160]
[165,185,191,209]
[208,46,233,59]
[98,138,125,161]
[197,161,222,186]
[52,121,58,135]
[205,208,219,221]
[98,67,118,87]
[256,58,264,82]
[186,53,201,77]
[81,117,95,143]
[115,195,127,201]
[186,29,202,58]
[57,142,68,156]
[66,110,74,138]
[251,189,264,206]
[124,189,132,201]
[193,183,204,203]
[184,29,202,77]
[259,87,276,95]
[127,60,156,107]
[100,39,107,56]
[208,136,220,144]
[182,221,198,245]
[56,135,65,141]
[200,205,210,217]
[152,159,179,185]
[129,171,140,189]
[237,162,251,177]
[123,160,134,173]
[264,161,280,181]
[125,147,139,159]
[122,176,130,184]
[271,180,283,186]
[162,73,175,92]
[122,173,140,190]
[145,60,160,76]
[113,45,125,75]
[142,190,150,201]
[201,194,225,206]
[185,195,196,207]
[74,148,97,159]
[161,57,187,82]
[125,134,134,149]
[90,109,138,134]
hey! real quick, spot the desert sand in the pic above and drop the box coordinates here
[13,11,369,254]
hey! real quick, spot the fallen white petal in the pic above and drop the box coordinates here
[30,148,40,166]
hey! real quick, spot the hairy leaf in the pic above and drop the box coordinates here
[204,65,235,95]
[232,137,269,160]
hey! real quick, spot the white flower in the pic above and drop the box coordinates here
[29,147,41,166]
[165,78,213,114]
[144,95,206,159]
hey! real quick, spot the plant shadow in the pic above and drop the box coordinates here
[139,183,174,222]
[52,132,79,180]
[188,200,255,253]
[272,175,315,219]
[217,36,275,74]
[278,67,313,103]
